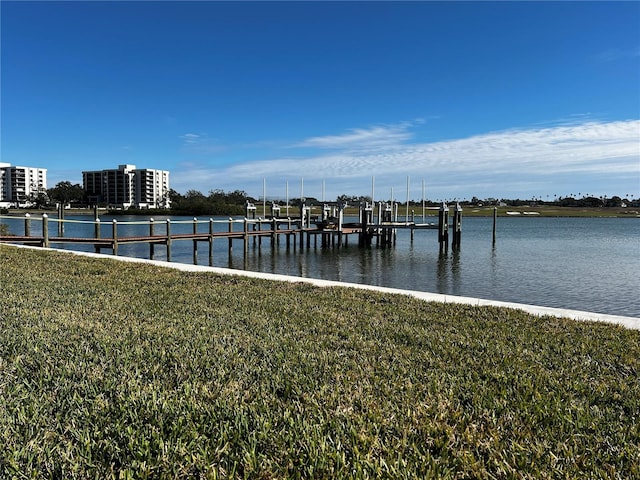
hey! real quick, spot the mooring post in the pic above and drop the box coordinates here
[209,218,214,266]
[337,203,345,247]
[112,219,118,256]
[393,202,398,245]
[243,217,249,257]
[299,200,305,250]
[253,217,258,247]
[453,203,462,250]
[166,219,172,262]
[299,222,304,249]
[271,218,278,247]
[492,207,497,246]
[42,214,49,247]
[24,213,31,237]
[193,217,198,265]
[438,202,449,253]
[94,218,101,253]
[58,203,64,236]
[359,204,367,247]
[94,207,100,251]
[228,217,233,253]
[149,218,155,259]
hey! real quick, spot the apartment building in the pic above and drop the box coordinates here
[134,168,171,209]
[0,162,48,208]
[82,164,170,209]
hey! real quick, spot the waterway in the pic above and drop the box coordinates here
[2,214,639,317]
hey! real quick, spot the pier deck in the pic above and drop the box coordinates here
[1,202,463,264]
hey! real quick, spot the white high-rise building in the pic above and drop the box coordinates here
[134,168,171,209]
[82,164,170,209]
[0,163,48,207]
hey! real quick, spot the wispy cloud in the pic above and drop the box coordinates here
[180,132,226,154]
[294,123,414,150]
[595,47,640,62]
[180,133,201,145]
[171,120,640,200]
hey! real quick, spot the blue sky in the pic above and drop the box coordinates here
[2,1,639,201]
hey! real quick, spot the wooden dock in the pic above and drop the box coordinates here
[0,202,464,264]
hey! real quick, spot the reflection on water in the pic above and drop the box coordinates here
[2,215,639,317]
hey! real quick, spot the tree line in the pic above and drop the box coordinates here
[26,181,638,213]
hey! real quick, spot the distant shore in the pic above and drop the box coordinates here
[3,205,639,218]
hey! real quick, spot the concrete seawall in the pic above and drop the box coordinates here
[8,244,640,330]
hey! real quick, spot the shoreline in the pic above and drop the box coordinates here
[7,243,639,330]
[3,205,639,218]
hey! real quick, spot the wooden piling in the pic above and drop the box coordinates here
[359,206,368,247]
[57,203,65,236]
[24,213,31,237]
[193,217,199,265]
[208,218,214,266]
[438,202,449,253]
[42,214,49,247]
[271,218,278,247]
[149,218,155,259]
[166,219,172,261]
[94,219,101,253]
[452,203,462,250]
[112,219,118,256]
[94,207,101,251]
[243,218,249,257]
[493,207,497,246]
[410,209,415,242]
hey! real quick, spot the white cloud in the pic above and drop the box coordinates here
[295,123,414,150]
[180,133,201,145]
[171,120,640,200]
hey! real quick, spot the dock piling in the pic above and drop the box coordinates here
[24,213,31,237]
[209,219,214,266]
[42,214,49,247]
[193,218,198,265]
[243,218,249,257]
[112,219,118,256]
[438,202,449,253]
[95,218,101,253]
[493,207,497,245]
[166,219,172,261]
[452,203,462,250]
[57,203,65,236]
[149,218,155,259]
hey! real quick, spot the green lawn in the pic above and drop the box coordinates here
[1,245,638,479]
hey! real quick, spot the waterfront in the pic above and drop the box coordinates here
[2,214,639,317]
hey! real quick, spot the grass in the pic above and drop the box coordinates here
[1,245,639,479]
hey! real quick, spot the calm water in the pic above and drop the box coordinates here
[3,214,639,317]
